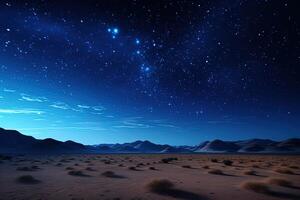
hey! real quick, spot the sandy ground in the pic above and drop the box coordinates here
[0,154,300,200]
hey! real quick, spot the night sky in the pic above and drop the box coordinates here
[0,0,299,145]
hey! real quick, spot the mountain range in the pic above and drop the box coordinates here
[0,127,299,154]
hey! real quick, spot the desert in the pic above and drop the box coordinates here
[1,154,300,200]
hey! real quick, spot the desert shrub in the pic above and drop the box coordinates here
[289,166,299,169]
[86,167,95,171]
[128,166,136,170]
[243,170,256,175]
[101,171,124,178]
[211,158,218,163]
[149,166,156,170]
[266,178,293,187]
[182,165,191,168]
[274,168,294,174]
[60,159,69,163]
[101,171,115,177]
[17,167,33,171]
[161,157,178,164]
[31,165,40,170]
[16,175,40,184]
[0,155,12,160]
[147,179,174,193]
[208,169,223,175]
[202,165,210,169]
[241,181,270,194]
[65,167,74,170]
[223,160,233,166]
[68,170,85,176]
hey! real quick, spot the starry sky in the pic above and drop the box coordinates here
[0,0,299,145]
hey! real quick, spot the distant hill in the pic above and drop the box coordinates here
[91,140,191,153]
[193,138,300,153]
[0,128,86,154]
[0,127,299,154]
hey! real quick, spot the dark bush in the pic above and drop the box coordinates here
[147,179,174,193]
[161,157,178,164]
[16,175,40,184]
[223,160,233,166]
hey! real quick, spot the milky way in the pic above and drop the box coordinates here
[0,0,299,145]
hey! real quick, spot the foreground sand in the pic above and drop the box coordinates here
[0,154,300,200]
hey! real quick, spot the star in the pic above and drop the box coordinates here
[113,28,119,34]
[107,27,119,39]
[140,64,151,73]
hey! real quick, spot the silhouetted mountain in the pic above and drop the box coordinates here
[161,146,191,153]
[277,138,300,149]
[236,139,276,152]
[32,138,85,152]
[0,128,35,147]
[0,128,86,153]
[0,128,299,154]
[197,139,240,152]
[193,138,300,153]
[193,141,209,152]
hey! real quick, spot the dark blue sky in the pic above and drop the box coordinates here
[0,0,299,145]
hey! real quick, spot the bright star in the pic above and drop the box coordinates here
[108,27,119,38]
[135,39,140,44]
[113,28,119,34]
[140,64,151,73]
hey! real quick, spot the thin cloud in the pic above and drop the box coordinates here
[113,125,139,129]
[91,112,104,115]
[50,102,69,110]
[92,105,106,112]
[0,109,44,115]
[114,117,153,129]
[19,95,47,102]
[158,124,177,128]
[114,117,178,129]
[34,118,46,121]
[3,88,16,93]
[77,104,90,109]
[19,126,107,131]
